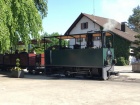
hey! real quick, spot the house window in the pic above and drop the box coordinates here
[76,38,83,42]
[81,22,88,29]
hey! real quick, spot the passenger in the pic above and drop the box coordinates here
[15,50,19,54]
[33,50,36,54]
[30,49,36,54]
[4,50,9,55]
[4,52,8,55]
[20,49,27,54]
[107,39,112,48]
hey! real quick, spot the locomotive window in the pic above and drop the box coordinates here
[81,22,88,29]
[76,38,83,42]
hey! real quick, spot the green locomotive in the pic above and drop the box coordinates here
[44,31,117,80]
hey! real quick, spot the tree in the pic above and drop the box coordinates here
[0,0,12,53]
[131,34,140,60]
[128,5,140,60]
[30,32,68,54]
[128,5,140,33]
[41,32,68,49]
[34,0,48,18]
[0,0,47,53]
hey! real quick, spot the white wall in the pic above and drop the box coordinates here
[69,16,101,48]
[70,16,100,34]
[69,39,86,49]
[94,40,102,48]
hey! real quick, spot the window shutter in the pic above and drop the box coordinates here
[86,22,88,28]
[81,23,83,29]
[81,22,88,29]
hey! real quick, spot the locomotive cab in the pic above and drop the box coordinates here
[44,31,117,80]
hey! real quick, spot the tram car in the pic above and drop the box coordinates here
[0,39,52,74]
[44,31,117,80]
[0,53,45,74]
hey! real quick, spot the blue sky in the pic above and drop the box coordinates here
[42,0,140,35]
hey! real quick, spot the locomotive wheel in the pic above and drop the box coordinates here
[83,74,88,78]
[65,74,69,77]
[64,71,70,77]
[70,74,75,78]
[28,70,33,74]
[35,71,39,75]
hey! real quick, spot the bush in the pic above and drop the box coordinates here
[31,47,44,54]
[125,60,129,65]
[116,57,127,66]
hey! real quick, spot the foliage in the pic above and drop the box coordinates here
[125,60,129,65]
[113,35,131,65]
[34,47,44,54]
[131,34,140,60]
[11,58,21,71]
[0,0,48,53]
[41,32,68,49]
[116,57,126,66]
[128,5,140,33]
[128,5,140,60]
[34,0,48,18]
[28,32,68,54]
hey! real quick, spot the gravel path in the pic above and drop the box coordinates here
[110,65,140,82]
[0,66,140,105]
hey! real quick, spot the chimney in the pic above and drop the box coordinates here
[121,22,126,32]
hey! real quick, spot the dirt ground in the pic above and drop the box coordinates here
[0,65,140,105]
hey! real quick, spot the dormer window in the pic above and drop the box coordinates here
[81,22,88,29]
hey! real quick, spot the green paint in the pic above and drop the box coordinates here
[45,48,114,67]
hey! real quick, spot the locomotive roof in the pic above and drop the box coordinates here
[44,31,113,39]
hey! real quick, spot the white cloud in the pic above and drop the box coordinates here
[101,0,140,22]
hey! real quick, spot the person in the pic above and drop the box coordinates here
[20,49,27,54]
[107,39,112,48]
[15,50,19,54]
[33,50,36,54]
[4,52,8,55]
[132,56,136,63]
[30,49,36,54]
[129,55,136,65]
[129,55,132,65]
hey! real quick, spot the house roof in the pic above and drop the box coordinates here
[64,13,139,42]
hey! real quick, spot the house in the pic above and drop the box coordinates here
[64,13,138,48]
[64,13,139,64]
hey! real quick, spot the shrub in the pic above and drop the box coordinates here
[125,60,129,65]
[116,57,126,66]
[11,58,21,71]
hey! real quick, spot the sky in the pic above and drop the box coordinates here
[42,0,140,35]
